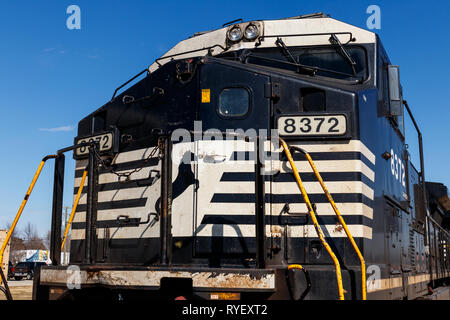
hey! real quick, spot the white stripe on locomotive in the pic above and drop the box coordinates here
[72,140,376,241]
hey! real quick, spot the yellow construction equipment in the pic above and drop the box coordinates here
[0,155,57,286]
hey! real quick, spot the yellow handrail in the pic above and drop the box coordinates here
[0,155,57,285]
[280,139,345,300]
[61,169,88,252]
[287,264,311,300]
[288,264,304,271]
[300,149,367,300]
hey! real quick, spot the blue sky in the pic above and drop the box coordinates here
[0,0,449,237]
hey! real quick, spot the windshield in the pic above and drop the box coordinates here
[221,45,368,82]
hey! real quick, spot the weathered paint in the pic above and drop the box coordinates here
[40,268,276,290]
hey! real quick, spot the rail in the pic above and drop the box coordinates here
[288,144,367,300]
[287,264,311,300]
[280,138,345,300]
[111,69,148,101]
[61,168,88,252]
[0,267,12,300]
[403,100,435,284]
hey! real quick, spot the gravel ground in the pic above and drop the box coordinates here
[6,279,33,287]
[0,279,33,300]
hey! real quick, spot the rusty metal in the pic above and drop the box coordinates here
[39,267,276,290]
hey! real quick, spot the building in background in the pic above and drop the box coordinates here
[0,230,11,279]
[15,250,50,264]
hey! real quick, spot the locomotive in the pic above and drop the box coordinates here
[27,13,449,300]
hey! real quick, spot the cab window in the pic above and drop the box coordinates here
[218,88,250,118]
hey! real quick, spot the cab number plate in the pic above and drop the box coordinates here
[75,132,113,156]
[278,115,347,136]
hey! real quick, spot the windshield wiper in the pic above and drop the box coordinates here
[329,34,357,76]
[275,37,297,64]
[244,53,358,79]
[271,37,362,81]
[274,38,318,76]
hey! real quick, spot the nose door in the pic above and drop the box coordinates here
[71,143,162,264]
[193,62,271,264]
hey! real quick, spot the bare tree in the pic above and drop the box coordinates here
[23,222,38,241]
[4,222,26,264]
[22,222,46,250]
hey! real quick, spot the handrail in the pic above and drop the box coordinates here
[222,18,244,27]
[0,155,58,285]
[0,267,12,300]
[61,168,88,252]
[403,99,434,283]
[287,264,311,300]
[154,44,228,66]
[111,69,148,101]
[280,138,344,300]
[256,31,355,47]
[289,145,367,300]
[1,141,101,282]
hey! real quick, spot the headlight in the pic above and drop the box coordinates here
[244,24,259,40]
[227,26,243,42]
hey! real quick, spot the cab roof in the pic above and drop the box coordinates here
[148,13,376,73]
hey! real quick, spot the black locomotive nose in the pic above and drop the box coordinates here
[25,13,450,302]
